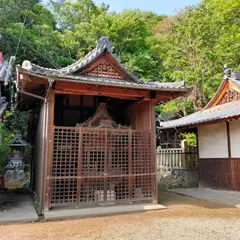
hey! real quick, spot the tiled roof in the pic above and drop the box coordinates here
[18,68,189,92]
[21,36,143,84]
[160,101,240,129]
[18,36,192,93]
[61,76,189,91]
[9,135,27,147]
[232,71,240,81]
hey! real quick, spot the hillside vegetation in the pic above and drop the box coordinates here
[0,0,239,113]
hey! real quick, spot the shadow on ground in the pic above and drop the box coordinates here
[0,190,38,223]
[158,189,230,209]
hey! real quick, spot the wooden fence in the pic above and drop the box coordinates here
[156,141,198,170]
[199,158,240,191]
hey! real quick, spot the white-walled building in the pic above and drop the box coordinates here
[161,70,240,191]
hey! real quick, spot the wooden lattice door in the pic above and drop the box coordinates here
[50,127,154,208]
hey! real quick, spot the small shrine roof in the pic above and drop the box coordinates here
[9,135,27,147]
[160,100,240,129]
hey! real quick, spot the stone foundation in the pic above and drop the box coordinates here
[157,167,199,189]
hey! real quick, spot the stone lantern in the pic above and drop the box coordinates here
[5,135,27,171]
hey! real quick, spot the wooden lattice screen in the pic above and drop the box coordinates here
[50,127,155,207]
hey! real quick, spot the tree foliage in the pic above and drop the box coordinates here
[157,0,240,112]
[0,0,164,79]
[0,0,239,115]
[0,124,13,172]
[3,110,30,140]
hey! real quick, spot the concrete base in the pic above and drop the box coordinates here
[0,192,38,223]
[185,170,199,188]
[169,187,240,208]
[44,203,166,220]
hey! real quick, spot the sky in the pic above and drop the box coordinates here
[43,0,201,15]
[88,0,200,15]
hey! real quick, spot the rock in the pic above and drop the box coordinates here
[172,182,179,188]
[4,170,14,181]
[21,181,30,189]
[166,183,173,189]
[16,170,25,181]
[163,172,171,178]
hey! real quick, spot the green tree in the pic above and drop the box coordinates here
[0,0,67,67]
[0,0,39,28]
[0,124,12,172]
[156,0,240,112]
[108,10,164,80]
[51,1,165,80]
[3,110,30,140]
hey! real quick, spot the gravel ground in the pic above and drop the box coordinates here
[0,191,240,240]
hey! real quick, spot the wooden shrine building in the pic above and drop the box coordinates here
[16,37,190,213]
[161,69,240,191]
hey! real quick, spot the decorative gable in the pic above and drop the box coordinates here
[205,79,240,109]
[217,87,240,106]
[76,103,129,129]
[84,60,123,79]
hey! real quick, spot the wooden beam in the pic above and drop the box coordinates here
[156,92,184,104]
[44,90,55,211]
[77,127,83,205]
[229,81,240,94]
[104,128,108,207]
[150,100,157,203]
[226,121,231,158]
[227,121,235,190]
[55,82,150,100]
[211,81,229,108]
[54,90,139,101]
[128,130,133,204]
[133,98,150,105]
[18,89,45,101]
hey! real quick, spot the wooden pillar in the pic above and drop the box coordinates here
[128,130,133,204]
[103,128,108,207]
[44,90,55,211]
[174,130,178,148]
[227,121,234,190]
[181,139,188,169]
[76,127,83,206]
[226,121,231,158]
[150,100,157,203]
[196,127,201,187]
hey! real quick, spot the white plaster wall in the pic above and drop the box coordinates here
[198,122,228,158]
[230,119,240,158]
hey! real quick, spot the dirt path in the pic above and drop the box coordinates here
[0,191,240,240]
